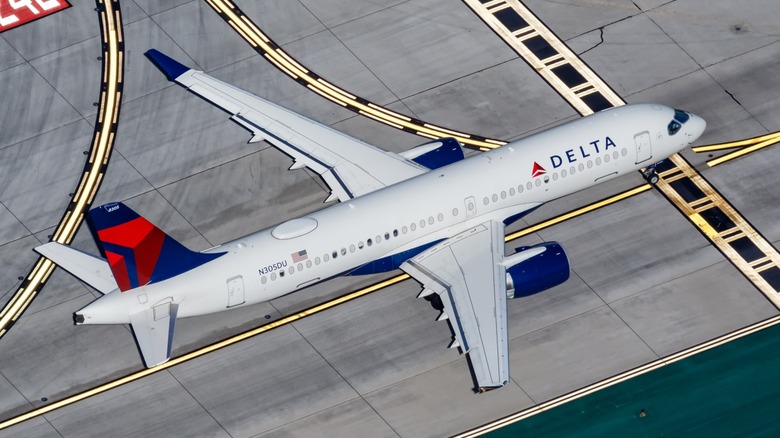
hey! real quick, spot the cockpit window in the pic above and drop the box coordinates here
[674,109,690,124]
[668,109,690,135]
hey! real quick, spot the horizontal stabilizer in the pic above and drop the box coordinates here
[35,242,116,294]
[129,302,178,368]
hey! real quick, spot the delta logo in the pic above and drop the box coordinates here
[531,162,546,178]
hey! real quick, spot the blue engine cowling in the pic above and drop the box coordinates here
[506,242,570,299]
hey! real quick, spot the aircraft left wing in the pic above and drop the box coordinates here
[145,49,427,202]
[401,220,509,391]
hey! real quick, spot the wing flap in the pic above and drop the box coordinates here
[401,221,509,390]
[129,301,178,368]
[145,49,427,202]
[34,242,116,294]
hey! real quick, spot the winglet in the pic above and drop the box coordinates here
[145,49,190,81]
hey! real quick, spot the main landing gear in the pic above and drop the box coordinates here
[642,165,660,185]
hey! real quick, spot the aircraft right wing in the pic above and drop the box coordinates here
[401,220,510,391]
[145,49,427,203]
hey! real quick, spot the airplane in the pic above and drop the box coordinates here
[35,49,706,392]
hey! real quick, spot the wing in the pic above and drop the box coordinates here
[129,301,178,368]
[401,220,509,391]
[35,242,116,294]
[145,49,427,202]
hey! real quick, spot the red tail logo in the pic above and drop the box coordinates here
[531,162,546,178]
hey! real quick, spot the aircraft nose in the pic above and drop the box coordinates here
[687,114,706,142]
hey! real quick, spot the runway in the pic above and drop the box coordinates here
[1,0,779,436]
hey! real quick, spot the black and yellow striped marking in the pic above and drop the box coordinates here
[463,0,780,307]
[0,0,125,338]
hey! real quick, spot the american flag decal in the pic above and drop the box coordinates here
[291,249,308,263]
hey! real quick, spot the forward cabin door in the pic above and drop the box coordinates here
[634,131,652,164]
[226,276,245,307]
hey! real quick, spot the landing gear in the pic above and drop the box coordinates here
[642,166,659,185]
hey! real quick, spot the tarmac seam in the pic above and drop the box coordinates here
[270,300,404,438]
[165,369,235,438]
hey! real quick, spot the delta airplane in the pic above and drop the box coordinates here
[36,49,705,391]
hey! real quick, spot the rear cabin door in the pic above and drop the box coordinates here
[634,131,652,164]
[226,276,245,308]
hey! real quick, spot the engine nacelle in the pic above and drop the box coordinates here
[399,137,465,170]
[505,242,570,299]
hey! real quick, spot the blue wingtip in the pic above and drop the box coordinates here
[145,49,190,81]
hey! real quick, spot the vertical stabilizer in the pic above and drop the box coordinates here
[88,203,224,291]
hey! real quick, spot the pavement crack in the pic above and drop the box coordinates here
[578,27,605,56]
[724,88,742,106]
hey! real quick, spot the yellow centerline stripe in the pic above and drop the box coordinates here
[0,0,124,338]
[0,274,409,431]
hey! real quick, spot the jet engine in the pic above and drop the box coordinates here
[505,242,570,299]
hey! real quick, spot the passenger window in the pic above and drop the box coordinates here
[509,188,515,196]
[376,235,382,243]
[483,197,489,205]
[358,241,364,249]
[578,163,585,171]
[324,253,330,262]
[500,190,506,199]
[492,194,498,202]
[349,244,355,253]
[279,271,285,277]
[437,213,444,222]
[271,272,277,280]
[570,166,576,175]
[384,232,390,240]
[367,238,372,246]
[428,216,434,225]
[587,160,593,169]
[315,257,321,265]
[452,208,458,216]
[402,226,408,234]
[297,264,303,272]
[332,251,338,259]
[411,223,417,231]
[306,260,312,268]
[561,169,567,178]
[420,220,426,228]
[621,148,628,157]
[393,229,398,237]
[535,179,541,187]
[526,182,532,190]
[289,266,295,274]
[518,184,524,193]
[341,247,347,256]
[261,276,267,284]
[595,157,602,165]
[604,154,610,163]
[613,151,619,160]
[552,173,558,181]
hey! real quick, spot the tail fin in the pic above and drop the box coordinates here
[88,203,224,291]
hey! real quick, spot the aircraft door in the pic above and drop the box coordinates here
[226,276,245,308]
[465,196,477,218]
[634,131,652,164]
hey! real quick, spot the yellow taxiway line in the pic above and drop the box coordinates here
[0,0,124,339]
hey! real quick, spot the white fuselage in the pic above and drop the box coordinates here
[78,104,705,324]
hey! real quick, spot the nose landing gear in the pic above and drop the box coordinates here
[642,166,660,185]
